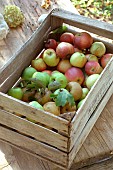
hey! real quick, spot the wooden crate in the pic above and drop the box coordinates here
[0,8,113,170]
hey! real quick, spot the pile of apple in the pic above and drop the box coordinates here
[7,29,113,118]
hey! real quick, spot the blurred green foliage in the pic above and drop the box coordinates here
[71,0,113,24]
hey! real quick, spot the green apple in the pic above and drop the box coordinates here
[80,88,89,100]
[70,52,87,68]
[49,72,67,88]
[21,67,37,80]
[77,99,85,109]
[8,87,23,100]
[29,101,44,110]
[32,71,50,87]
[53,88,75,107]
[28,101,44,123]
[90,42,106,57]
[43,72,50,85]
[48,81,61,91]
[86,54,98,62]
[43,49,60,67]
[54,88,68,95]
[86,74,100,89]
[51,70,60,76]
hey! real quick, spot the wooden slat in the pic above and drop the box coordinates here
[68,83,113,169]
[0,126,67,168]
[69,57,113,151]
[77,156,113,170]
[0,14,51,85]
[0,139,62,170]
[0,109,68,152]
[51,8,113,39]
[69,95,113,170]
[0,92,69,136]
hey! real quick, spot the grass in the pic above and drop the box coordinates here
[71,0,113,24]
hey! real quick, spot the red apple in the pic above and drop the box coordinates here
[57,59,72,73]
[82,73,88,87]
[60,32,75,44]
[31,58,47,71]
[74,48,82,53]
[100,53,113,68]
[44,39,58,50]
[65,67,84,85]
[43,48,60,67]
[56,42,75,59]
[73,32,93,50]
[85,61,101,75]
[97,66,103,74]
[42,70,52,75]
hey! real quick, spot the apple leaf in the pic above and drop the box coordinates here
[19,78,46,92]
[20,78,45,88]
[50,25,68,34]
[51,89,75,107]
[48,81,61,91]
[67,93,75,106]
[29,78,46,88]
[56,91,67,107]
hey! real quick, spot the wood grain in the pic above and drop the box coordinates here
[0,126,67,168]
[0,92,69,135]
[0,109,68,152]
[52,8,113,40]
[0,0,78,69]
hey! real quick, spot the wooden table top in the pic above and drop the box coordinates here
[0,0,113,170]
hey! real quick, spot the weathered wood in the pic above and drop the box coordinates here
[0,93,69,135]
[0,126,67,168]
[68,83,113,169]
[69,57,113,150]
[0,0,79,69]
[0,17,51,85]
[0,140,21,170]
[0,109,68,152]
[70,95,113,170]
[78,156,113,170]
[51,8,113,40]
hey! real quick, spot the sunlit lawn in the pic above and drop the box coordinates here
[71,0,113,24]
